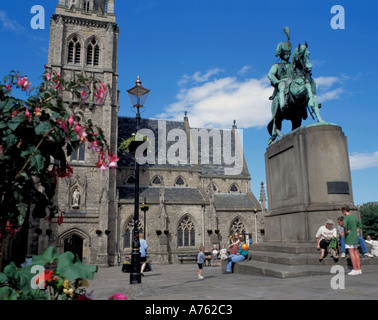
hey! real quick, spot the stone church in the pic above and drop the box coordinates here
[32,0,265,267]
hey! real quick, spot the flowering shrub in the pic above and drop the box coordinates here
[0,69,118,249]
[0,246,97,300]
[108,293,128,300]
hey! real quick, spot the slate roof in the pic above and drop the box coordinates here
[117,116,249,177]
[117,186,206,204]
[214,193,260,210]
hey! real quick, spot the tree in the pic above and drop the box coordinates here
[360,203,378,239]
[0,68,118,268]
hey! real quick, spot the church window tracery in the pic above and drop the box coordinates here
[87,38,100,66]
[175,176,185,186]
[177,215,195,247]
[229,217,246,235]
[67,36,81,64]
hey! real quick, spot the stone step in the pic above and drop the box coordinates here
[249,249,378,266]
[250,242,316,254]
[228,242,378,278]
[233,260,334,278]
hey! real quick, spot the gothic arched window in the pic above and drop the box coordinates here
[68,36,81,64]
[229,217,246,236]
[71,143,85,162]
[230,183,239,193]
[175,176,185,186]
[87,38,100,66]
[152,176,162,185]
[83,0,90,12]
[207,182,218,193]
[177,216,195,247]
[126,175,135,185]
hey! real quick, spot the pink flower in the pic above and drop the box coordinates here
[5,84,12,91]
[68,115,74,126]
[94,83,107,104]
[57,118,68,133]
[90,140,101,152]
[75,122,87,142]
[46,73,51,81]
[6,221,19,237]
[17,76,31,91]
[95,152,107,170]
[57,213,64,226]
[81,89,88,101]
[25,109,32,122]
[108,153,119,168]
[108,293,128,300]
[108,161,117,168]
[57,163,73,179]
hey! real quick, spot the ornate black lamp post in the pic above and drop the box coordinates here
[127,76,150,284]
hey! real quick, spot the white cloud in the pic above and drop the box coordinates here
[317,87,343,103]
[314,76,340,89]
[158,73,272,129]
[158,71,346,129]
[237,65,252,75]
[0,10,24,34]
[178,68,224,86]
[350,151,378,170]
[314,76,344,103]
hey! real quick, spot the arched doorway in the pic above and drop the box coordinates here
[64,235,83,262]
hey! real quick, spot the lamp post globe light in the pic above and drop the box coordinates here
[127,76,150,284]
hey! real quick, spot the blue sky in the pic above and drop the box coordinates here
[0,0,377,205]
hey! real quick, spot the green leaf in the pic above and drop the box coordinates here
[35,154,45,171]
[29,153,46,172]
[2,133,17,149]
[57,251,98,281]
[0,272,9,284]
[7,116,23,131]
[3,262,33,291]
[0,98,15,113]
[30,246,60,266]
[0,286,20,300]
[0,121,8,129]
[20,287,48,300]
[35,121,53,135]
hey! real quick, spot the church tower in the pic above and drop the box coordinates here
[42,0,119,267]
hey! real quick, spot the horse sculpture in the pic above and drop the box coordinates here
[267,39,325,146]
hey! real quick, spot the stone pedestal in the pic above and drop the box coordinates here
[264,124,358,243]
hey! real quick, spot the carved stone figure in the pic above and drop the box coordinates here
[94,0,106,14]
[72,188,80,208]
[68,0,79,10]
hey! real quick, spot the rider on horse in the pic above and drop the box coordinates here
[268,26,293,112]
[266,27,325,146]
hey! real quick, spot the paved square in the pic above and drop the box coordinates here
[87,263,378,300]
